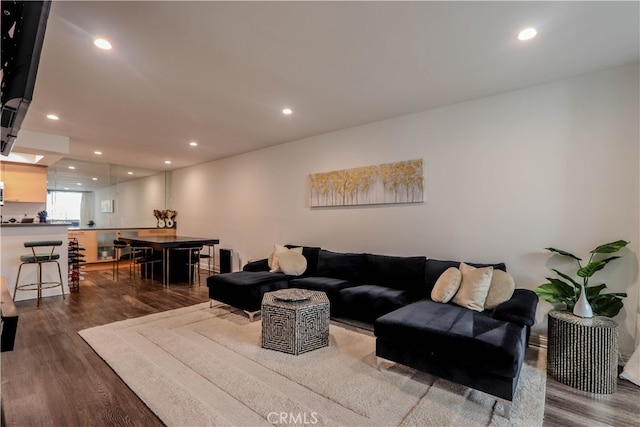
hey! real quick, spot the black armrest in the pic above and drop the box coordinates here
[492,288,538,327]
[242,258,270,272]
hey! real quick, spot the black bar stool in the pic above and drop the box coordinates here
[130,245,161,282]
[168,246,202,285]
[13,240,65,307]
[198,244,215,274]
[112,239,129,281]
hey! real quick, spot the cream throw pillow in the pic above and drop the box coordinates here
[452,262,493,312]
[484,269,515,310]
[277,250,307,276]
[268,244,303,273]
[431,267,462,303]
[620,345,640,386]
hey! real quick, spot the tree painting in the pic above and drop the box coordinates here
[309,159,424,207]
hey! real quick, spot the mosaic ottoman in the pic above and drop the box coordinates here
[261,289,330,355]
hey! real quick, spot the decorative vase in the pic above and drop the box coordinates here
[573,284,593,318]
[38,214,47,223]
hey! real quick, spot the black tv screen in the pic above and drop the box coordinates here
[1,0,51,155]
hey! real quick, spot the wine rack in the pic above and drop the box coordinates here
[68,238,85,292]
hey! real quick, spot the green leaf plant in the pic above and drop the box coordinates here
[535,240,629,318]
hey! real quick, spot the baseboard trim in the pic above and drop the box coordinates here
[530,332,547,349]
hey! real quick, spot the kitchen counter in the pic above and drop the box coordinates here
[0,224,167,229]
[1,222,72,227]
[0,223,69,302]
[67,226,161,231]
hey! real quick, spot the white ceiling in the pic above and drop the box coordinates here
[16,1,640,176]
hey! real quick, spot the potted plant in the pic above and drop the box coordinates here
[87,220,96,228]
[535,240,629,318]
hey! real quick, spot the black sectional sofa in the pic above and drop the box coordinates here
[206,245,538,415]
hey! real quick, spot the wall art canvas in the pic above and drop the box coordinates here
[100,199,114,213]
[309,159,424,207]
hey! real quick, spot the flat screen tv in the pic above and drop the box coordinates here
[1,0,51,155]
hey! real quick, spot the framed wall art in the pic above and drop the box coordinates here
[100,199,114,213]
[309,159,424,208]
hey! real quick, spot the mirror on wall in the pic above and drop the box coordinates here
[47,158,171,228]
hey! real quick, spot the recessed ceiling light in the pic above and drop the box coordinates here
[189,141,198,147]
[76,183,82,186]
[92,177,98,181]
[518,28,537,41]
[127,171,133,175]
[94,151,102,155]
[64,187,69,190]
[94,38,112,50]
[68,166,75,170]
[46,114,59,120]
[282,108,292,115]
[164,160,171,165]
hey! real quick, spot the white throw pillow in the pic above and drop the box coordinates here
[620,345,640,386]
[484,269,515,310]
[268,244,287,271]
[452,262,493,312]
[269,244,302,273]
[431,267,462,303]
[277,250,308,276]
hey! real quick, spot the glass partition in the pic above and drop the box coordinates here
[47,158,171,228]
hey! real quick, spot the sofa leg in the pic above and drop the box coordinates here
[244,310,261,322]
[501,400,511,419]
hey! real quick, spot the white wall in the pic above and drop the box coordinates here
[172,64,640,356]
[94,172,167,228]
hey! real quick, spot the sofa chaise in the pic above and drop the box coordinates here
[206,245,538,415]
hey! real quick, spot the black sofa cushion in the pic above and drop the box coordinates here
[374,298,526,378]
[317,250,366,283]
[492,288,538,327]
[243,258,270,272]
[364,254,426,296]
[339,285,415,323]
[289,277,355,297]
[424,259,507,296]
[207,271,290,312]
[289,277,357,314]
[286,245,321,277]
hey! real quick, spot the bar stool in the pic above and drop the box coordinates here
[112,239,129,281]
[130,245,161,282]
[198,244,216,274]
[13,240,65,307]
[168,246,202,285]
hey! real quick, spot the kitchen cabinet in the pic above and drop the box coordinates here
[0,162,47,203]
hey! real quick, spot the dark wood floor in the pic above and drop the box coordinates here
[1,268,639,426]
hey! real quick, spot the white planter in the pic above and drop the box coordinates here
[573,284,594,318]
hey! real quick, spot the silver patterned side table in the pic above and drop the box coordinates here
[547,310,618,393]
[261,289,330,355]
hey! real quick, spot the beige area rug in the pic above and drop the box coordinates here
[79,302,546,427]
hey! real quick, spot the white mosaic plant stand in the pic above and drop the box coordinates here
[548,309,618,394]
[261,289,330,355]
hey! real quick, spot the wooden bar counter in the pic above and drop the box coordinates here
[0,223,70,302]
